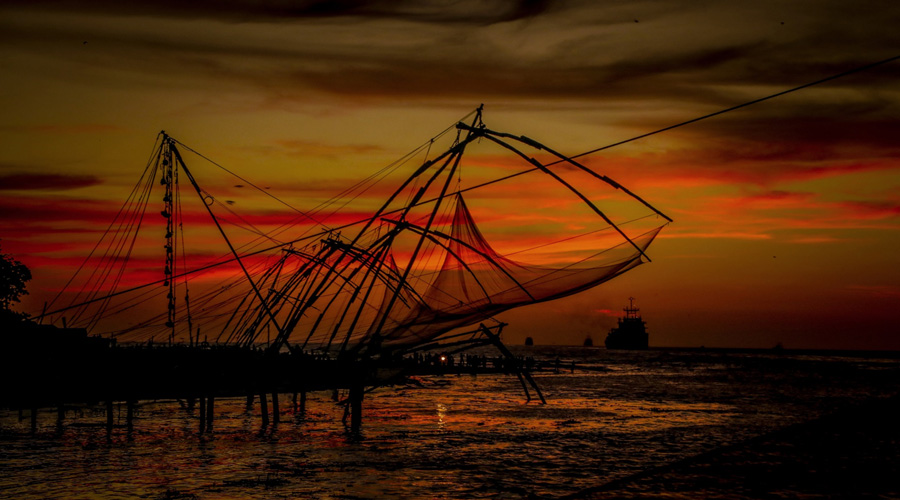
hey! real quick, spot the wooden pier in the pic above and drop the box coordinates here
[1,324,544,434]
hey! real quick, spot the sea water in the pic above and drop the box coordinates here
[2,347,899,499]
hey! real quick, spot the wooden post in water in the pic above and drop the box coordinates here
[271,391,280,424]
[126,400,135,431]
[245,394,254,413]
[106,400,114,432]
[206,396,214,430]
[292,392,297,411]
[349,381,363,433]
[198,395,206,433]
[259,391,269,427]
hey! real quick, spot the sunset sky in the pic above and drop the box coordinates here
[1,1,898,349]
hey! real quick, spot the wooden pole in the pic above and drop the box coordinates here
[106,400,114,432]
[271,391,279,424]
[198,396,206,433]
[349,377,364,433]
[126,400,135,431]
[480,323,546,404]
[259,391,269,427]
[246,394,254,413]
[206,396,214,430]
[173,145,287,342]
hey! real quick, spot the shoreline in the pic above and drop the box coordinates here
[518,345,900,359]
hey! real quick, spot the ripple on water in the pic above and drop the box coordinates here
[2,349,899,499]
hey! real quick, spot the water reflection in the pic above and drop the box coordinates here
[1,348,898,499]
[436,403,448,429]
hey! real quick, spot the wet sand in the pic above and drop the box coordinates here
[564,393,900,499]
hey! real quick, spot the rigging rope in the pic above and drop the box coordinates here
[41,53,900,325]
[452,53,900,195]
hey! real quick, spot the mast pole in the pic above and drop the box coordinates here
[466,131,654,262]
[160,136,177,344]
[267,131,482,354]
[168,138,286,343]
[371,108,484,339]
[469,126,672,222]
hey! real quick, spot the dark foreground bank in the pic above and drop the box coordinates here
[564,393,900,499]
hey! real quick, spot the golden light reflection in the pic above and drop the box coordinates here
[435,403,447,429]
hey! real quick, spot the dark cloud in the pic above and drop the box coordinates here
[601,149,900,188]
[607,94,900,187]
[0,192,386,235]
[1,0,553,24]
[0,124,124,134]
[0,172,103,190]
[3,1,899,111]
[701,113,900,153]
[0,196,123,224]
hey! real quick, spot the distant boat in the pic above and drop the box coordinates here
[583,336,594,347]
[604,297,648,350]
[524,336,534,346]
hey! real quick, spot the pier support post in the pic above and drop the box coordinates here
[198,396,206,433]
[206,396,214,430]
[245,394,254,413]
[259,391,269,427]
[106,400,114,432]
[349,381,363,433]
[271,391,279,424]
[126,400,135,431]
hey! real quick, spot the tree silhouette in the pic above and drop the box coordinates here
[0,241,32,323]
